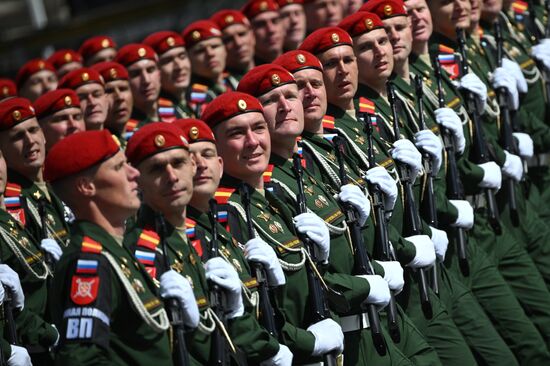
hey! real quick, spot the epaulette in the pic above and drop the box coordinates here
[263,164,274,184]
[185,218,203,257]
[214,187,236,205]
[512,0,528,14]
[358,97,375,114]
[189,83,208,104]
[81,236,103,253]
[437,44,460,80]
[5,182,21,197]
[158,97,177,123]
[322,114,336,130]
[125,118,139,133]
[4,183,25,225]
[135,227,160,278]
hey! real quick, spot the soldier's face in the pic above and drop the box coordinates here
[104,80,134,130]
[137,148,196,215]
[189,141,223,201]
[251,11,284,60]
[304,0,344,31]
[280,4,307,49]
[222,24,256,71]
[76,83,108,130]
[0,151,7,195]
[383,16,413,66]
[407,0,434,44]
[258,83,304,145]
[93,150,141,217]
[428,0,471,38]
[345,0,363,15]
[318,45,358,110]
[20,70,58,102]
[40,107,85,151]
[159,46,191,94]
[476,0,491,21]
[127,59,161,108]
[294,68,328,128]
[85,48,117,66]
[353,29,394,87]
[56,62,83,79]
[0,118,46,178]
[213,112,271,180]
[189,38,227,80]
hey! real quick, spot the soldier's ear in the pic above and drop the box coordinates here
[75,175,95,197]
[218,156,223,179]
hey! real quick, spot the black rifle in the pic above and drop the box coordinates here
[386,81,432,319]
[207,199,231,366]
[155,214,190,366]
[239,183,279,337]
[456,28,502,235]
[292,154,339,366]
[433,57,470,276]
[37,198,56,270]
[332,135,388,355]
[494,20,520,227]
[414,75,440,295]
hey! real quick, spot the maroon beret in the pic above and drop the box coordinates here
[33,89,80,120]
[182,20,223,49]
[211,10,251,30]
[299,27,353,55]
[202,91,263,128]
[173,118,216,143]
[79,36,117,61]
[44,130,120,182]
[238,64,295,97]
[273,50,323,73]
[91,61,129,82]
[359,0,407,19]
[338,12,385,38]
[0,98,35,131]
[58,67,104,90]
[241,0,279,19]
[126,122,189,166]
[143,31,186,55]
[16,59,56,87]
[115,44,158,67]
[47,49,83,70]
[0,79,17,100]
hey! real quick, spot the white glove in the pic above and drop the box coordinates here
[429,226,449,262]
[478,161,502,190]
[502,58,528,93]
[244,238,286,286]
[307,318,344,356]
[491,67,519,110]
[513,132,534,159]
[414,130,443,175]
[374,260,404,294]
[0,283,4,306]
[159,270,200,328]
[7,345,32,366]
[205,257,244,319]
[293,213,330,263]
[365,166,398,212]
[0,265,24,310]
[356,274,390,309]
[260,344,293,366]
[449,200,474,229]
[531,42,550,69]
[458,73,487,112]
[338,184,371,226]
[502,151,523,182]
[434,107,466,154]
[40,238,62,262]
[405,235,436,268]
[391,139,423,181]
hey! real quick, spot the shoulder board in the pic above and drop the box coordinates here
[81,236,103,254]
[125,119,139,133]
[214,187,236,204]
[5,182,22,197]
[322,114,335,130]
[512,0,528,14]
[358,97,375,114]
[137,227,160,251]
[263,164,274,183]
[438,44,455,54]
[158,98,174,107]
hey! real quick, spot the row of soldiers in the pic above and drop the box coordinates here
[1,0,550,364]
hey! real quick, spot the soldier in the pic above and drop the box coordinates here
[277,0,307,51]
[143,31,195,119]
[303,0,344,34]
[16,59,57,102]
[242,0,285,64]
[78,36,117,66]
[47,49,83,78]
[91,61,136,144]
[33,89,85,151]
[211,9,256,81]
[0,79,17,102]
[115,44,162,126]
[45,130,176,365]
[0,99,63,365]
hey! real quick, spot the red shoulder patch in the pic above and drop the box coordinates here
[70,276,99,305]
